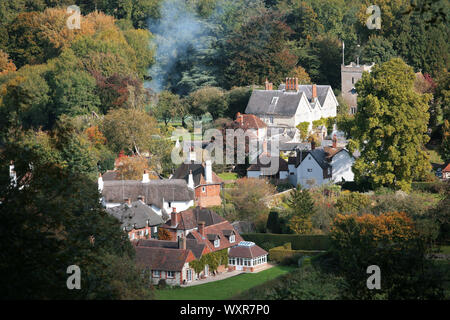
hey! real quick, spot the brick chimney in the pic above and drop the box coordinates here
[312,84,317,101]
[294,77,298,91]
[137,195,145,203]
[178,235,186,250]
[124,198,131,206]
[198,221,205,237]
[265,78,273,90]
[332,134,337,148]
[236,112,243,124]
[171,207,178,227]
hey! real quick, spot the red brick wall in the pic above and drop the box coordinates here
[195,184,221,207]
[128,226,154,240]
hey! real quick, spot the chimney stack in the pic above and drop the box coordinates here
[98,173,104,192]
[205,160,213,183]
[265,78,273,90]
[294,77,298,91]
[311,140,316,150]
[142,169,150,183]
[188,170,195,189]
[124,198,131,206]
[178,235,186,250]
[171,207,178,227]
[332,134,338,148]
[137,195,145,203]
[312,84,317,101]
[236,112,243,124]
[198,221,205,238]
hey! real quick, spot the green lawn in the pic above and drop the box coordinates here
[218,172,238,181]
[155,265,296,300]
[438,245,450,255]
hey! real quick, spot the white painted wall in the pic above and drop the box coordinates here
[296,155,330,188]
[330,150,355,183]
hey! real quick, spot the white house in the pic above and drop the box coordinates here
[288,137,355,188]
[245,78,338,131]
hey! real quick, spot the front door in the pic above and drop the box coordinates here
[236,258,243,271]
[204,264,209,277]
[187,269,192,282]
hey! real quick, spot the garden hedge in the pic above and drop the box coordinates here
[268,243,324,263]
[241,233,331,251]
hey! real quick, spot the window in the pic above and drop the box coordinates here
[290,172,294,175]
[167,271,175,278]
[152,270,160,278]
[229,258,235,265]
[307,168,312,172]
[202,187,206,193]
[229,235,235,243]
[269,116,274,124]
[145,229,149,236]
[214,239,220,247]
[271,97,279,105]
[131,233,135,240]
[352,77,355,84]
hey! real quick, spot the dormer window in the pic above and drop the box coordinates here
[214,239,220,247]
[271,97,279,105]
[229,235,235,243]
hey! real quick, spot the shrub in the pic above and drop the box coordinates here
[411,181,446,194]
[269,244,323,264]
[242,233,331,251]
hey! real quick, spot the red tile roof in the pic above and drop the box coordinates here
[187,221,244,252]
[443,163,450,172]
[229,244,268,259]
[135,246,195,271]
[234,114,267,129]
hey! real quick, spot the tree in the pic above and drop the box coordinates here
[330,211,444,299]
[116,156,154,180]
[360,36,397,65]
[154,90,182,126]
[335,191,371,214]
[0,49,16,75]
[288,66,311,84]
[287,185,315,234]
[101,108,160,155]
[439,120,450,164]
[0,141,153,299]
[224,87,252,119]
[187,86,227,120]
[228,178,276,230]
[348,58,432,191]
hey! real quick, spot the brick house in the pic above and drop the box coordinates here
[171,157,223,208]
[106,197,165,241]
[135,236,197,285]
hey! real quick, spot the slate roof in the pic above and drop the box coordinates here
[107,200,165,231]
[135,247,195,271]
[102,179,194,208]
[171,162,223,187]
[163,207,226,230]
[245,85,333,117]
[229,244,268,259]
[247,156,289,174]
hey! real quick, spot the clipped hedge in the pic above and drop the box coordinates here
[268,243,324,264]
[241,233,331,251]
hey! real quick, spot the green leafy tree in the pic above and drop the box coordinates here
[154,90,182,126]
[360,36,397,65]
[287,185,315,234]
[348,58,432,191]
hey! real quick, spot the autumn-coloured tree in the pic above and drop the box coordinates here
[0,50,16,75]
[157,228,172,241]
[288,66,311,84]
[228,178,276,230]
[115,156,156,181]
[84,125,106,146]
[330,211,443,299]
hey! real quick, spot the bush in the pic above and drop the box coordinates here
[157,279,167,289]
[269,244,323,264]
[411,181,446,194]
[242,233,331,251]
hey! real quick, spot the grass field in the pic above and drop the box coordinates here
[218,172,238,181]
[155,265,296,300]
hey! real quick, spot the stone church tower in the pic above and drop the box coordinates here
[341,62,374,114]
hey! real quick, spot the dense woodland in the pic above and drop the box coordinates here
[0,0,448,299]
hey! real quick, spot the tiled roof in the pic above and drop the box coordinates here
[135,238,209,260]
[229,244,268,259]
[187,221,244,252]
[135,247,195,271]
[163,207,226,230]
[443,163,450,172]
[233,114,267,129]
[247,156,289,174]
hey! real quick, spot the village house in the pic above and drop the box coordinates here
[135,236,197,286]
[443,163,450,180]
[171,151,223,207]
[106,197,165,241]
[288,135,355,188]
[246,155,289,180]
[99,171,195,216]
[245,78,338,131]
